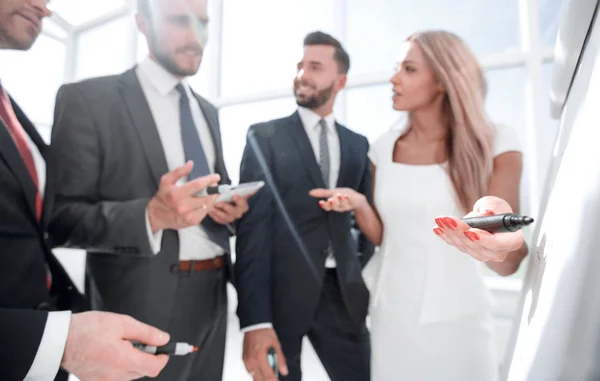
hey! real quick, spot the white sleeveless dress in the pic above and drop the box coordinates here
[363,124,522,381]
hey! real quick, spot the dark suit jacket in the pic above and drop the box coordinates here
[46,68,232,331]
[235,111,374,337]
[0,308,49,381]
[0,98,87,312]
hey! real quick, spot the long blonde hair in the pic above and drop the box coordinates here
[407,30,495,213]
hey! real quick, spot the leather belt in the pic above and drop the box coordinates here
[173,255,225,273]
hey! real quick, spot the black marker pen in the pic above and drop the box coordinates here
[461,213,534,233]
[133,342,198,356]
[268,347,279,379]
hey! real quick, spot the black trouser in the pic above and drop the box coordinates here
[280,269,371,381]
[149,267,227,381]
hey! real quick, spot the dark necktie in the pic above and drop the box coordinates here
[318,119,330,188]
[176,83,229,250]
[318,119,335,264]
[176,83,211,179]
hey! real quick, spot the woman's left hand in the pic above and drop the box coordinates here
[432,196,525,263]
[309,188,368,212]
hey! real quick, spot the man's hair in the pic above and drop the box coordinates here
[303,31,350,74]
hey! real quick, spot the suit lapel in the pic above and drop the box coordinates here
[119,69,169,188]
[0,118,38,222]
[335,123,351,188]
[287,111,326,188]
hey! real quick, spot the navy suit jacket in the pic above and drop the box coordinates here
[235,111,374,337]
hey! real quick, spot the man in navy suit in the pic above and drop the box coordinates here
[236,31,374,381]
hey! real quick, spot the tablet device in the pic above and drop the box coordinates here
[206,181,265,203]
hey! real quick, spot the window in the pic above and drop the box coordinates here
[42,18,68,40]
[220,0,336,97]
[346,0,521,77]
[485,66,530,215]
[75,17,136,81]
[218,97,297,184]
[345,84,405,143]
[0,34,66,128]
[49,0,127,26]
[539,0,564,46]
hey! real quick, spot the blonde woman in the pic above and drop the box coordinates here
[310,30,529,380]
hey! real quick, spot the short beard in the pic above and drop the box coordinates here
[295,83,335,110]
[0,25,38,51]
[148,35,201,77]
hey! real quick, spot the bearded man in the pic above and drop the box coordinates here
[46,1,252,380]
[235,31,375,381]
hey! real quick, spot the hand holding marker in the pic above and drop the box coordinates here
[133,342,198,356]
[461,213,534,233]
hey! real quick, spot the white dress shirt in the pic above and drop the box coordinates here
[137,57,225,260]
[1,97,69,380]
[24,311,71,381]
[242,107,341,333]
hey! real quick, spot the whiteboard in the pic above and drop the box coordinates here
[503,1,600,380]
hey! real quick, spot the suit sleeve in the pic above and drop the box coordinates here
[234,125,274,329]
[356,137,375,266]
[47,84,154,256]
[0,309,49,381]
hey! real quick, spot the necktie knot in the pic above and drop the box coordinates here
[318,118,327,131]
[175,83,188,101]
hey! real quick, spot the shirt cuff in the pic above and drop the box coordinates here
[145,208,163,255]
[241,322,273,333]
[24,311,72,381]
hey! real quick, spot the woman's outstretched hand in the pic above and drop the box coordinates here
[309,188,368,212]
[432,196,525,263]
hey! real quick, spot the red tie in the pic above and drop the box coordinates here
[0,86,43,221]
[0,85,50,289]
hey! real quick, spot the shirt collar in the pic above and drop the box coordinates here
[297,106,336,133]
[138,56,186,96]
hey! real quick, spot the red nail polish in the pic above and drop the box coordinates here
[464,231,480,242]
[484,210,495,216]
[433,227,443,236]
[442,217,458,229]
[434,218,445,228]
[329,200,334,205]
